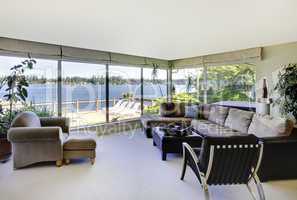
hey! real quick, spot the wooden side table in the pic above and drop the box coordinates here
[0,137,11,163]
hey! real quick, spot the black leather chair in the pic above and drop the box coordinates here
[181,135,265,200]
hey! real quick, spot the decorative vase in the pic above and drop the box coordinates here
[256,78,272,115]
[262,78,268,99]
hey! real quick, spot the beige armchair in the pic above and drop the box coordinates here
[7,111,69,169]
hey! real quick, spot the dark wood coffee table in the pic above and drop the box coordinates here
[152,126,202,161]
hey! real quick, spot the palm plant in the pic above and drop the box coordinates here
[185,74,195,93]
[152,64,164,97]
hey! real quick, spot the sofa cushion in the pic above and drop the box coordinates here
[140,115,192,128]
[224,108,254,133]
[191,119,245,137]
[208,106,229,126]
[201,104,211,119]
[160,102,185,117]
[248,114,294,138]
[185,105,199,118]
[175,102,185,117]
[11,111,41,128]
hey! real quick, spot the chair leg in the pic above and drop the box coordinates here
[201,178,209,192]
[203,188,210,200]
[247,175,266,200]
[56,160,63,167]
[246,183,257,200]
[180,155,187,180]
[253,175,266,200]
[65,159,70,165]
[162,152,167,161]
[90,158,95,165]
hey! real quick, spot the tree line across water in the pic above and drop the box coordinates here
[0,75,167,85]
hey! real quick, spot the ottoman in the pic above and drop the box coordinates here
[63,135,97,165]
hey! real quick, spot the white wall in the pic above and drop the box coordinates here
[255,42,297,117]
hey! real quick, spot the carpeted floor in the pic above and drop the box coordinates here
[1,129,297,200]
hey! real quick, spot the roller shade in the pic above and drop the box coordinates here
[204,47,262,66]
[171,56,204,68]
[145,58,169,69]
[110,53,146,66]
[172,47,262,68]
[0,37,60,59]
[0,37,169,68]
[61,46,109,64]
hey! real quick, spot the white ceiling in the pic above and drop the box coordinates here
[1,0,297,60]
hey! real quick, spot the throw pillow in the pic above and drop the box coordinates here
[185,105,199,118]
[160,102,178,117]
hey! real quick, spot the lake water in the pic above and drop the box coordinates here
[0,83,180,112]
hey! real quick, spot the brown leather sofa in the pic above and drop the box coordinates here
[140,102,192,138]
[141,102,297,181]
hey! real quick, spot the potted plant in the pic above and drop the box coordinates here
[0,58,36,162]
[274,63,297,121]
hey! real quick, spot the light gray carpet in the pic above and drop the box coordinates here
[1,129,297,200]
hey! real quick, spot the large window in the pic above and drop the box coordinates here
[206,64,256,103]
[0,54,256,130]
[143,68,167,114]
[0,56,57,116]
[108,65,141,121]
[62,62,106,128]
[172,67,204,103]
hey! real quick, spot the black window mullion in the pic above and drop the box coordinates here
[141,67,144,115]
[105,64,109,122]
[57,60,62,117]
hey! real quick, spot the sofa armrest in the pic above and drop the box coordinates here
[40,117,70,133]
[8,127,63,143]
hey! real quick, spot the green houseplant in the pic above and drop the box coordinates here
[274,63,297,121]
[0,58,36,134]
[152,64,164,97]
[0,58,36,162]
[1,58,36,121]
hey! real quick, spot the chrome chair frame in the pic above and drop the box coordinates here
[181,142,265,200]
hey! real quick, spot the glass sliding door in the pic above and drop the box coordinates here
[206,64,256,103]
[143,68,167,114]
[171,67,203,104]
[62,61,106,128]
[0,56,57,116]
[108,65,141,121]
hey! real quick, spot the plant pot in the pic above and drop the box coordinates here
[0,134,11,163]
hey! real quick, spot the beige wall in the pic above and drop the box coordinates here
[255,41,297,117]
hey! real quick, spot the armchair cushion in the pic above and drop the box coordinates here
[11,111,41,128]
[40,117,70,134]
[8,127,63,142]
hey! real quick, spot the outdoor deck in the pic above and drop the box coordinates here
[65,110,141,128]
